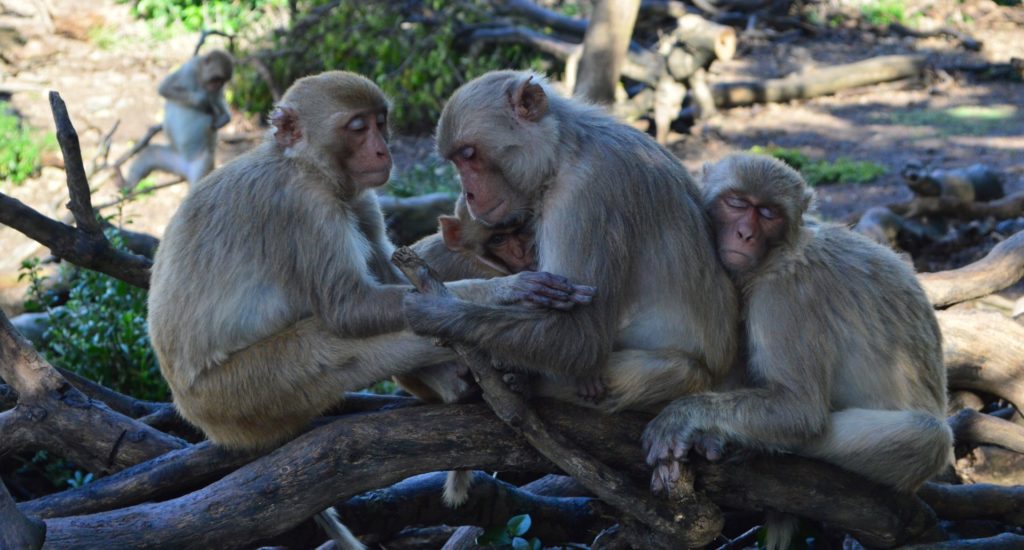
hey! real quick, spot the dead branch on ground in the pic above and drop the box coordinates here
[939,310,1024,410]
[919,230,1024,308]
[949,409,1024,454]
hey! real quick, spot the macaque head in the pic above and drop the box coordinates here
[198,49,234,93]
[436,71,561,226]
[270,71,392,193]
[702,154,813,273]
[439,196,536,275]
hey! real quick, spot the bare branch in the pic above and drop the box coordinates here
[49,92,103,237]
[939,310,1024,410]
[919,229,1024,308]
[948,408,1024,454]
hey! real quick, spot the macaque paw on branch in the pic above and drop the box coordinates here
[643,405,726,493]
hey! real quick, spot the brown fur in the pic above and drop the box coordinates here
[644,153,952,548]
[405,71,738,399]
[125,49,234,188]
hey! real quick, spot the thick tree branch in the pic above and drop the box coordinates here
[50,92,103,238]
[392,247,723,548]
[1,480,45,550]
[919,482,1024,526]
[0,310,186,474]
[939,310,1024,409]
[948,408,1024,454]
[919,230,1024,308]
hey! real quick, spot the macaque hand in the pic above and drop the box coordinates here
[642,403,724,494]
[576,374,606,403]
[499,271,596,310]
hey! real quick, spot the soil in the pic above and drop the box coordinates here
[1,0,1022,316]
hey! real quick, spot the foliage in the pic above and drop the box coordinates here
[0,103,55,186]
[386,159,459,198]
[124,0,284,35]
[20,235,166,402]
[750,146,887,186]
[477,514,542,549]
[231,0,541,132]
[860,0,907,26]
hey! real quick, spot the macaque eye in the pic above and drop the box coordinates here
[486,233,509,247]
[758,206,780,220]
[723,195,749,209]
[346,117,367,131]
[457,146,476,161]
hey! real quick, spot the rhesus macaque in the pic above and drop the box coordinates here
[643,154,953,548]
[124,49,234,189]
[149,71,592,450]
[403,71,739,410]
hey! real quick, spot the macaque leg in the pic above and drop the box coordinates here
[534,349,712,413]
[795,408,953,492]
[174,319,453,449]
[124,144,189,189]
[183,150,215,186]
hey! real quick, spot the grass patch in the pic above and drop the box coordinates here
[750,145,887,186]
[861,0,907,26]
[0,103,55,186]
[880,105,1018,136]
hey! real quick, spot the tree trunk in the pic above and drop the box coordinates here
[574,0,641,103]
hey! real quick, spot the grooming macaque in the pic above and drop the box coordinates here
[124,49,234,189]
[403,71,738,410]
[149,70,591,451]
[643,154,952,547]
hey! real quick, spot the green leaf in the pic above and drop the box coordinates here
[507,514,531,537]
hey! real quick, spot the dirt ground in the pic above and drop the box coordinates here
[1,0,1022,315]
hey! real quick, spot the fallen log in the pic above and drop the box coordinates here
[948,409,1024,454]
[955,445,1024,486]
[901,163,1004,203]
[939,310,1024,410]
[920,229,1024,308]
[919,482,1024,525]
[672,13,736,61]
[712,54,926,108]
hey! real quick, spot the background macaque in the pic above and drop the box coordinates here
[643,154,952,548]
[403,71,739,413]
[124,49,234,189]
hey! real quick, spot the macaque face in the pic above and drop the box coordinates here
[484,230,535,273]
[711,191,786,273]
[448,146,523,226]
[339,110,392,190]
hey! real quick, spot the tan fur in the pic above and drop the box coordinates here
[645,154,952,547]
[406,71,739,403]
[125,50,234,188]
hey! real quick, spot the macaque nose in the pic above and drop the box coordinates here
[465,191,476,203]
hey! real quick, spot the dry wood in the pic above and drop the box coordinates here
[948,391,986,415]
[0,93,152,289]
[889,189,1024,221]
[712,54,925,108]
[673,14,736,61]
[955,445,1024,486]
[919,482,1024,525]
[0,310,186,476]
[341,472,612,545]
[918,230,1024,308]
[939,310,1024,409]
[391,246,724,548]
[575,0,641,104]
[948,409,1024,454]
[39,403,939,548]
[1,480,44,550]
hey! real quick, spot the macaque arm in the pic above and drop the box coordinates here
[210,94,231,129]
[158,61,210,111]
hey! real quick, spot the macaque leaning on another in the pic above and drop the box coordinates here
[643,153,953,549]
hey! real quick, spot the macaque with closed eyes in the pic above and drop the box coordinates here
[643,154,952,549]
[124,49,234,189]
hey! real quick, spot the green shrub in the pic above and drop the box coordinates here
[124,0,283,34]
[231,0,541,132]
[0,103,55,186]
[477,514,542,549]
[861,0,906,26]
[20,235,166,402]
[750,146,887,186]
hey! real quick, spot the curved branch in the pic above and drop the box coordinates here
[939,310,1024,409]
[919,482,1024,526]
[919,230,1024,308]
[948,408,1024,454]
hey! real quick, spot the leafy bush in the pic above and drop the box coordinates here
[750,146,887,186]
[231,0,540,132]
[477,514,542,549]
[0,103,55,186]
[124,0,283,34]
[20,238,166,402]
[860,0,907,26]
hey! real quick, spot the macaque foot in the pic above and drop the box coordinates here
[576,375,606,403]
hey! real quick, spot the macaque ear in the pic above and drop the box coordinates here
[510,77,548,123]
[270,106,302,149]
[439,215,463,251]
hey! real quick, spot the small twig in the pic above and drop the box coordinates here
[89,119,120,176]
[193,29,234,57]
[391,246,723,548]
[93,177,185,211]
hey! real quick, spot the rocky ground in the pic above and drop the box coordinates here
[1,0,1022,315]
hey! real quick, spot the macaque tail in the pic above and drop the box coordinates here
[314,507,367,550]
[443,469,473,507]
[763,510,800,550]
